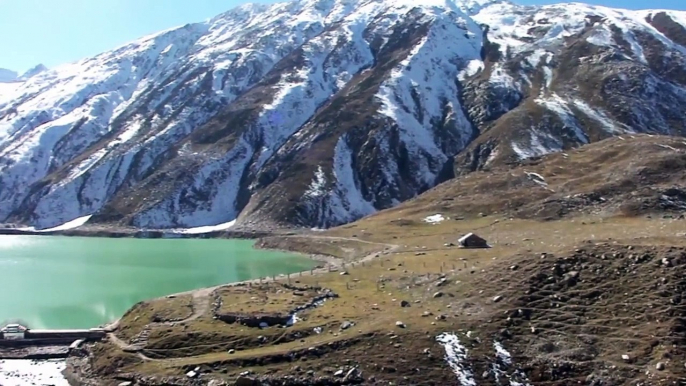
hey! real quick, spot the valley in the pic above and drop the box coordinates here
[1,0,686,384]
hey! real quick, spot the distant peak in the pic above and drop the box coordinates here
[456,0,513,14]
[19,64,48,80]
[0,68,18,83]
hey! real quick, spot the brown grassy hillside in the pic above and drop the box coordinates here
[70,135,686,386]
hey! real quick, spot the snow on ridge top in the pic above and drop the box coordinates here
[473,0,686,61]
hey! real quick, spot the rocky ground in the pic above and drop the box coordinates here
[62,136,686,385]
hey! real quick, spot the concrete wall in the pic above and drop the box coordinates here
[25,330,105,340]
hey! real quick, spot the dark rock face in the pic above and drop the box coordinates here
[2,0,686,231]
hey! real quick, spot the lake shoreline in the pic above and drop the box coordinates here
[1,226,349,386]
[0,232,326,329]
[0,225,285,240]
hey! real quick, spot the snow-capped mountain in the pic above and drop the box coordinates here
[1,0,685,231]
[0,68,18,83]
[18,64,48,81]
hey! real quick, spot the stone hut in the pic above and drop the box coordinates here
[458,233,490,249]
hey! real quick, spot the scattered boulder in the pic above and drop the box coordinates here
[433,292,444,298]
[400,300,410,307]
[186,370,198,378]
[344,367,363,383]
[621,354,631,362]
[493,295,503,303]
[340,321,354,330]
[396,321,406,328]
[656,362,665,371]
[235,376,261,386]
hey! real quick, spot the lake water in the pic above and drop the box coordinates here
[0,235,315,329]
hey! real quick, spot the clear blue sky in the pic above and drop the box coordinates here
[1,0,685,73]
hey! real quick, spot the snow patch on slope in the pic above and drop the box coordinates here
[512,129,564,160]
[492,341,533,386]
[436,333,476,386]
[19,215,92,232]
[424,214,446,223]
[172,220,237,234]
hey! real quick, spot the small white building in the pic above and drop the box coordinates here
[1,323,28,340]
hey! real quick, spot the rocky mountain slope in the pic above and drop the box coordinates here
[1,0,686,231]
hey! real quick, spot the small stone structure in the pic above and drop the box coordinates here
[458,233,490,249]
[0,323,27,340]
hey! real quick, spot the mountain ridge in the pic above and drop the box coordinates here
[1,0,686,231]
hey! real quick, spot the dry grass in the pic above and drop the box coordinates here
[115,295,193,342]
[214,284,320,315]
[90,215,686,385]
